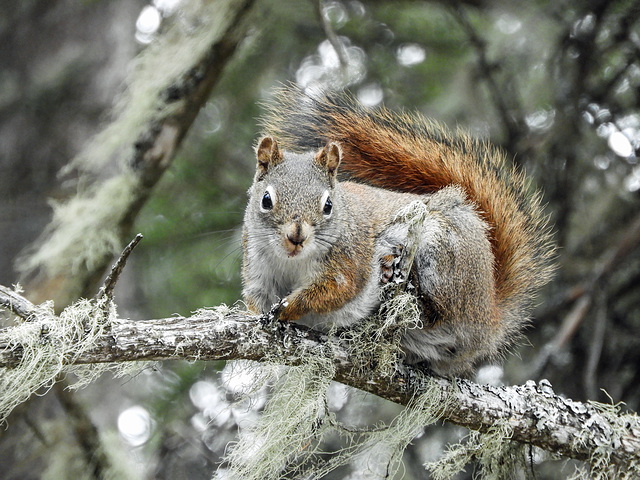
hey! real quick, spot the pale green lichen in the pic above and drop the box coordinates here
[425,420,527,480]
[567,400,640,480]
[0,297,145,423]
[223,356,336,480]
[17,174,138,279]
[222,285,450,480]
[394,199,430,227]
[192,303,238,321]
[342,288,422,379]
[426,393,640,479]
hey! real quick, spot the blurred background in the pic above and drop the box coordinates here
[1,0,639,478]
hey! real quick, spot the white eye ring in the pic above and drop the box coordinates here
[320,190,333,218]
[260,185,277,213]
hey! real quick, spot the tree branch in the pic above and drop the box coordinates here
[1,286,638,472]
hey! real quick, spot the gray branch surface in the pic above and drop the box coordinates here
[1,285,638,471]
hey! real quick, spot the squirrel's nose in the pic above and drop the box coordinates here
[285,221,308,246]
[287,223,306,245]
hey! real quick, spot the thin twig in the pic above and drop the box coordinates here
[314,0,348,68]
[531,213,640,377]
[584,292,607,400]
[96,233,143,303]
[530,294,592,378]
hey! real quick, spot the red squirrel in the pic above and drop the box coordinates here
[242,86,554,376]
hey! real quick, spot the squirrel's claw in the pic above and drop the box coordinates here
[260,297,289,325]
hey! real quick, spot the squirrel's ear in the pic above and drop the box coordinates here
[255,136,283,178]
[315,142,342,185]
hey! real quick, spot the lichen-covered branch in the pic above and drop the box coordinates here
[1,285,638,474]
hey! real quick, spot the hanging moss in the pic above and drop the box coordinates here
[17,175,138,279]
[222,346,453,479]
[0,294,145,423]
[425,420,530,480]
[222,253,455,480]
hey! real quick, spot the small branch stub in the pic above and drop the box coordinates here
[97,233,143,303]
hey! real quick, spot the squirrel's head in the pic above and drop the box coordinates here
[246,136,342,259]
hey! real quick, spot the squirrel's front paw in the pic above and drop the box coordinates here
[260,297,290,325]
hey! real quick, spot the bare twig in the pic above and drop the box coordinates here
[314,0,348,68]
[584,293,607,400]
[96,233,143,303]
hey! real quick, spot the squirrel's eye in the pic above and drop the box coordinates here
[261,192,273,211]
[260,186,276,212]
[323,197,332,215]
[321,190,333,217]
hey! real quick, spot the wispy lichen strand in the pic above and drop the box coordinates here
[0,297,142,423]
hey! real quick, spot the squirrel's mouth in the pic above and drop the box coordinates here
[284,241,304,257]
